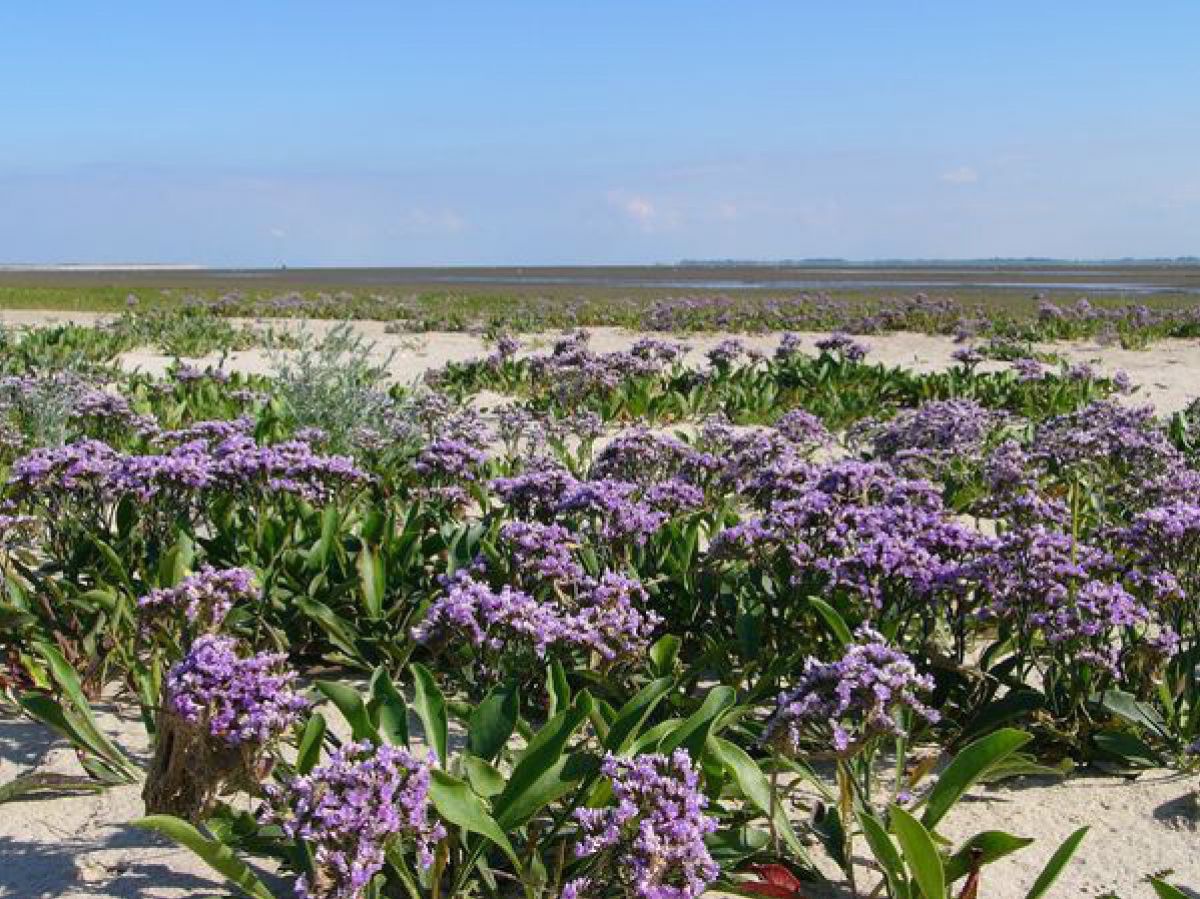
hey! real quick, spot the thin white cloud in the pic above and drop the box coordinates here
[607,190,677,232]
[940,165,979,184]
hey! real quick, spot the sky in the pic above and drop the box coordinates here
[1,2,1198,266]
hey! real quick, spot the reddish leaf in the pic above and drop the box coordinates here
[740,864,805,899]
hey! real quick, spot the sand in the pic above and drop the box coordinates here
[3,311,1200,897]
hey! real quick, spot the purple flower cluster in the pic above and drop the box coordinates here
[557,479,669,546]
[71,389,159,436]
[496,520,584,586]
[1117,501,1200,599]
[262,741,445,899]
[709,461,987,612]
[164,635,309,746]
[698,416,826,495]
[591,430,713,486]
[861,399,1005,478]
[412,570,659,667]
[8,434,368,512]
[173,364,231,384]
[964,525,1111,620]
[706,337,760,368]
[138,566,257,630]
[567,750,718,899]
[951,346,985,367]
[524,330,681,406]
[815,332,868,362]
[765,627,938,754]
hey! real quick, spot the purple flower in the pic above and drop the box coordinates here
[765,627,938,755]
[815,332,868,362]
[568,750,718,899]
[951,346,984,367]
[497,520,585,587]
[164,635,309,747]
[262,741,445,899]
[860,399,1005,478]
[138,566,257,631]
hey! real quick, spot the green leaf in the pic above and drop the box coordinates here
[0,772,107,804]
[157,536,195,588]
[859,810,909,899]
[1093,690,1168,738]
[296,713,326,775]
[295,597,362,659]
[468,683,519,762]
[133,815,276,899]
[357,546,385,619]
[463,756,506,798]
[659,686,736,758]
[315,681,377,743]
[1091,730,1159,768]
[603,677,673,755]
[921,729,1032,830]
[494,694,593,830]
[944,831,1034,882]
[1024,826,1088,899]
[707,736,808,862]
[547,660,571,719]
[428,769,521,870]
[649,635,681,676]
[807,596,853,646]
[23,645,136,779]
[890,805,945,899]
[368,669,409,748]
[1149,877,1189,899]
[410,663,448,767]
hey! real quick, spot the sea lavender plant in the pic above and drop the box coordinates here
[764,627,938,757]
[815,332,868,362]
[261,741,445,899]
[137,566,258,636]
[566,750,718,899]
[144,635,309,819]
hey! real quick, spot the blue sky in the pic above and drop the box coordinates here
[1,3,1197,266]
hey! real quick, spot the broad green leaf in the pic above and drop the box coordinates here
[890,805,945,899]
[1091,730,1159,768]
[659,686,735,758]
[859,810,909,899]
[410,663,448,766]
[547,660,571,719]
[494,694,593,830]
[295,713,326,774]
[463,756,506,798]
[468,683,519,762]
[944,831,1034,882]
[315,681,377,743]
[0,772,106,804]
[1024,827,1088,899]
[295,597,361,659]
[649,635,681,676]
[357,546,385,619]
[603,677,673,754]
[428,769,521,870]
[807,596,853,646]
[1093,689,1168,738]
[1149,878,1189,899]
[921,729,1031,830]
[133,815,276,899]
[368,669,410,748]
[708,736,807,862]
